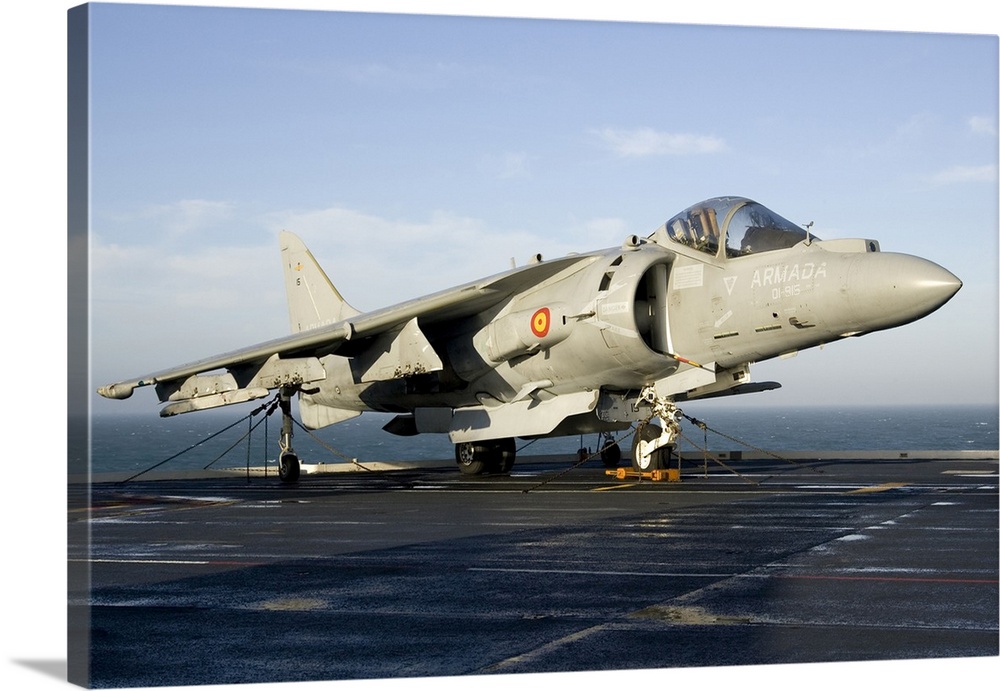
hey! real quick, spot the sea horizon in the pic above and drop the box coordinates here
[80,402,999,475]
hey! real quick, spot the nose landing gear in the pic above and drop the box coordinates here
[631,394,681,472]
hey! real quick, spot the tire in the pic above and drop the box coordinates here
[455,442,490,475]
[600,442,622,469]
[631,423,665,471]
[279,452,300,483]
[495,438,516,474]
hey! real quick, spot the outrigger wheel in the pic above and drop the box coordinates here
[277,389,300,483]
[279,452,300,482]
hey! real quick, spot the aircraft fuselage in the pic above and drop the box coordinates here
[300,198,960,443]
[98,197,961,474]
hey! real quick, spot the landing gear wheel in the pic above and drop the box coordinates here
[279,452,300,483]
[455,442,490,475]
[276,390,300,483]
[494,438,516,474]
[631,423,667,472]
[456,439,516,475]
[599,432,622,468]
[600,441,622,469]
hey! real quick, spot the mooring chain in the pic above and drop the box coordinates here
[120,393,820,486]
[677,430,760,486]
[628,408,759,487]
[522,423,643,494]
[202,406,277,471]
[524,402,829,492]
[119,396,279,484]
[681,413,824,475]
[290,416,378,473]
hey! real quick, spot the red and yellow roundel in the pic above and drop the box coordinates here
[530,307,551,338]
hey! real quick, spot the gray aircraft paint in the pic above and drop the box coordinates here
[99,197,961,477]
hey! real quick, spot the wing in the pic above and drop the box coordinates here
[98,238,599,416]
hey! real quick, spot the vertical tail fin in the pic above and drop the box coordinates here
[280,231,360,333]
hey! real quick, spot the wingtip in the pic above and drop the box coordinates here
[97,383,136,400]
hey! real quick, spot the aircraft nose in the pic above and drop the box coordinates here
[847,253,962,332]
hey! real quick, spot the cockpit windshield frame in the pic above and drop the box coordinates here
[661,197,815,260]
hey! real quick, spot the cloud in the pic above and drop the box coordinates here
[477,151,535,180]
[968,116,998,137]
[268,207,591,310]
[893,113,937,139]
[89,236,285,380]
[928,164,998,185]
[144,199,236,237]
[91,202,643,383]
[576,217,629,247]
[91,238,280,312]
[593,127,726,158]
[496,151,534,180]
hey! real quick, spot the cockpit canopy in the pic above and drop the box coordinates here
[661,197,816,258]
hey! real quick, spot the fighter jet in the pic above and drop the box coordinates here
[98,197,962,481]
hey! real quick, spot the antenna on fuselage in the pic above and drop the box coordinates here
[802,221,814,245]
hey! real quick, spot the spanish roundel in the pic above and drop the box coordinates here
[530,307,551,338]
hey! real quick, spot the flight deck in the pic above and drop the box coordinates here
[69,452,998,688]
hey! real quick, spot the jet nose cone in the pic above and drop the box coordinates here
[896,256,962,315]
[848,253,961,331]
[914,262,963,305]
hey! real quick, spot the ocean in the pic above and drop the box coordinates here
[81,403,999,475]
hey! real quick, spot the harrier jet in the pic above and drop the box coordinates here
[99,197,961,480]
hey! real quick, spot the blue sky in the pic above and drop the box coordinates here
[84,2,998,414]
